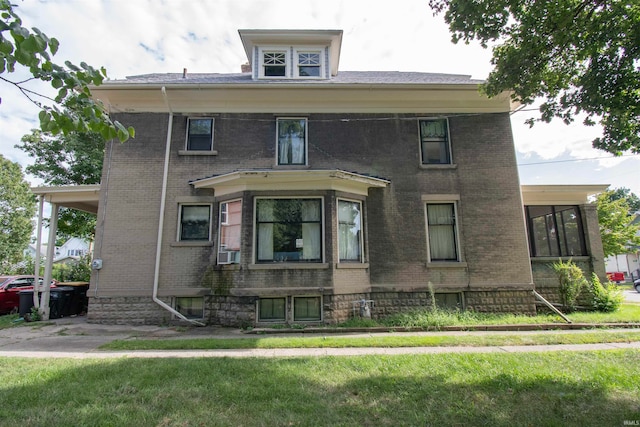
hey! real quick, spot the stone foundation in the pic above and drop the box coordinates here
[87,296,171,325]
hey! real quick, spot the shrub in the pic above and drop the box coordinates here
[552,259,587,311]
[588,273,624,312]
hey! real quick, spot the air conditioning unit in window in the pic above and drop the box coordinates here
[218,251,240,265]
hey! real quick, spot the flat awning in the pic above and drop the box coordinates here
[521,184,608,205]
[31,185,101,214]
[190,169,390,197]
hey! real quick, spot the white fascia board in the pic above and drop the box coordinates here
[191,170,389,198]
[521,184,609,205]
[31,185,101,214]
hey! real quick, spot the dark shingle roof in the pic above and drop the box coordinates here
[109,71,483,86]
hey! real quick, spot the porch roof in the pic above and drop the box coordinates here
[31,185,100,214]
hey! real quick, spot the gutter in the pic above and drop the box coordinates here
[152,87,204,326]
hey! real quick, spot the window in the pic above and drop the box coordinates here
[526,205,586,257]
[263,51,287,77]
[338,199,363,262]
[293,296,322,321]
[296,51,321,77]
[277,118,307,165]
[420,119,451,164]
[179,205,211,241]
[258,298,286,322]
[218,200,242,264]
[175,297,204,319]
[426,203,459,261]
[186,118,214,151]
[256,198,322,263]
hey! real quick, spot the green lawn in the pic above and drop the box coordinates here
[1,351,639,426]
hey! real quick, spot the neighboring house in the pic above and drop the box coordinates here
[34,29,607,326]
[55,237,90,262]
[605,214,640,281]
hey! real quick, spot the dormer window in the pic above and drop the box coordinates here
[257,47,326,79]
[263,51,287,77]
[296,51,321,77]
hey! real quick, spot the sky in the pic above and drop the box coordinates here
[1,0,639,196]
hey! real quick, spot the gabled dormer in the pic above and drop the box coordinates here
[238,29,343,80]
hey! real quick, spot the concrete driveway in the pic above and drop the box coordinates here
[624,286,640,304]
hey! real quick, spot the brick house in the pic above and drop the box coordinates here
[34,29,607,326]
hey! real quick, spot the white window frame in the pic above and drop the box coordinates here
[424,200,462,262]
[253,196,325,264]
[293,295,323,322]
[337,198,364,263]
[276,117,308,166]
[217,199,242,265]
[258,47,290,79]
[178,204,213,242]
[293,47,325,79]
[185,117,214,151]
[418,118,452,165]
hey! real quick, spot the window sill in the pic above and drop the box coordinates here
[249,263,329,270]
[427,261,467,268]
[531,256,590,262]
[178,150,218,156]
[420,164,457,170]
[170,241,214,247]
[273,164,311,169]
[336,263,370,269]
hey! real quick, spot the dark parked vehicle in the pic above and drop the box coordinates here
[635,278,640,293]
[0,275,56,314]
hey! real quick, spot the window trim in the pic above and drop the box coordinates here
[293,47,325,79]
[337,198,364,263]
[185,117,215,152]
[276,117,308,166]
[177,203,213,242]
[257,297,287,322]
[253,196,325,264]
[424,201,462,263]
[258,47,290,79]
[418,118,452,166]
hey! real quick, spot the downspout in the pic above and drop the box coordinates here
[154,86,205,326]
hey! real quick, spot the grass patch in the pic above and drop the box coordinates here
[1,351,639,426]
[101,330,640,351]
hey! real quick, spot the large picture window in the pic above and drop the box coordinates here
[426,203,459,261]
[218,200,242,264]
[277,118,307,165]
[256,198,322,263]
[420,119,451,165]
[338,199,362,262]
[179,205,211,241]
[526,205,586,257]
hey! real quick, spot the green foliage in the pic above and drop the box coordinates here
[596,190,640,257]
[0,0,134,142]
[429,0,640,154]
[0,155,35,272]
[606,187,640,213]
[51,255,91,282]
[552,259,587,311]
[16,129,104,239]
[588,273,624,312]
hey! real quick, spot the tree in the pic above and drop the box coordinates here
[0,0,134,141]
[0,155,35,271]
[605,187,640,214]
[429,0,640,154]
[596,190,640,257]
[16,129,103,239]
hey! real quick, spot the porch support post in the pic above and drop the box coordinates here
[32,196,45,309]
[41,202,59,321]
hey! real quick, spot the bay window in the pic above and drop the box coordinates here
[338,199,362,262]
[218,200,242,264]
[526,205,586,257]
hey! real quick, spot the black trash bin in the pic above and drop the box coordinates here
[49,287,74,319]
[59,282,89,315]
[19,290,36,318]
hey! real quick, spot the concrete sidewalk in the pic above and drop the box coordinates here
[1,316,640,359]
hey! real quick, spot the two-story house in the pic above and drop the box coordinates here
[34,29,605,326]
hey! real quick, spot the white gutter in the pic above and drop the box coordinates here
[153,87,204,326]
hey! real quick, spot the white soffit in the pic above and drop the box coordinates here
[521,184,609,205]
[190,170,390,197]
[31,185,101,214]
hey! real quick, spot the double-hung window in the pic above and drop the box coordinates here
[256,198,322,263]
[218,200,242,264]
[179,205,211,241]
[277,118,307,165]
[262,51,287,77]
[295,51,321,77]
[338,199,363,262]
[426,203,459,261]
[420,119,451,165]
[526,205,586,257]
[186,118,214,151]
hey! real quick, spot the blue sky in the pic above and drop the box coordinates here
[1,0,638,196]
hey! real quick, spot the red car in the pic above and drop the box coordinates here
[0,275,56,315]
